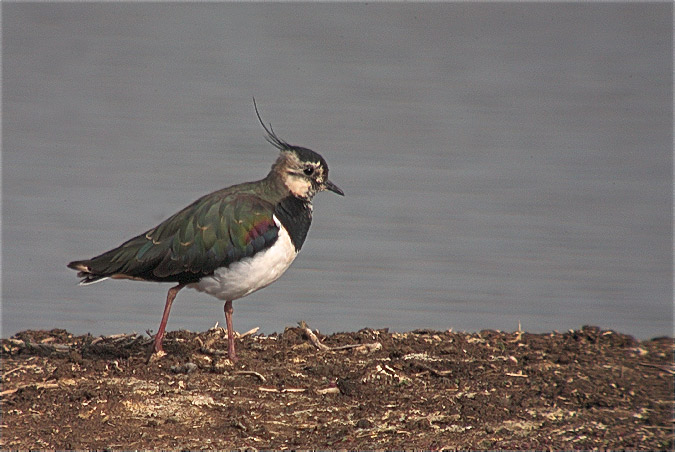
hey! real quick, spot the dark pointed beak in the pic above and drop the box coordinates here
[324,179,344,196]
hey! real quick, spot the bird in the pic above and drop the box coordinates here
[67,100,344,362]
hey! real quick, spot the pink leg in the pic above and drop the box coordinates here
[153,283,185,354]
[224,299,238,362]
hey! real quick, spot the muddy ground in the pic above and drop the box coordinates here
[1,324,673,450]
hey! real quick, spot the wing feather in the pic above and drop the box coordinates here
[68,189,280,284]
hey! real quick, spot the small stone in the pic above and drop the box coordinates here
[356,418,372,429]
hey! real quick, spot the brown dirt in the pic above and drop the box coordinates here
[1,325,673,450]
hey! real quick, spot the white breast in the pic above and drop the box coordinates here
[189,215,298,301]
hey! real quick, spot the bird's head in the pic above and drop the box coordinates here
[255,99,344,200]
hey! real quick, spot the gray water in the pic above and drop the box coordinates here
[3,3,672,340]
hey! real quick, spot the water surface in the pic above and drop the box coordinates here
[3,3,672,339]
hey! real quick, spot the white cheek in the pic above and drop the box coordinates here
[284,175,312,197]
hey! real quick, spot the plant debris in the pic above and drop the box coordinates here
[1,324,673,450]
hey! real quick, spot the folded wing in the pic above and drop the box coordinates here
[68,190,279,285]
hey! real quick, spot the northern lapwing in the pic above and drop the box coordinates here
[68,101,344,362]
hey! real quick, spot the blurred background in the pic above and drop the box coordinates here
[3,3,672,340]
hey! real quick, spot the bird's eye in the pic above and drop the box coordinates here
[303,166,314,176]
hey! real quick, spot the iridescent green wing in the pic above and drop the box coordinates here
[83,189,279,283]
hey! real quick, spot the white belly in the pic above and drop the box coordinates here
[189,217,298,301]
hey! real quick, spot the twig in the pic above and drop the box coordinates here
[330,342,382,353]
[2,365,34,379]
[1,382,60,397]
[239,327,260,338]
[91,333,135,345]
[414,362,453,377]
[316,386,340,395]
[258,386,306,393]
[327,344,361,351]
[200,347,229,356]
[298,321,330,351]
[298,321,381,354]
[234,370,267,383]
[505,371,528,378]
[638,362,675,375]
[20,342,71,355]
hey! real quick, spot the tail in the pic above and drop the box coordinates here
[67,260,110,286]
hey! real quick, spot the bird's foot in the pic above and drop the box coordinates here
[228,351,238,363]
[145,344,167,364]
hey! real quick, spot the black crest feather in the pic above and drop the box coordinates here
[253,97,293,152]
[252,98,329,169]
